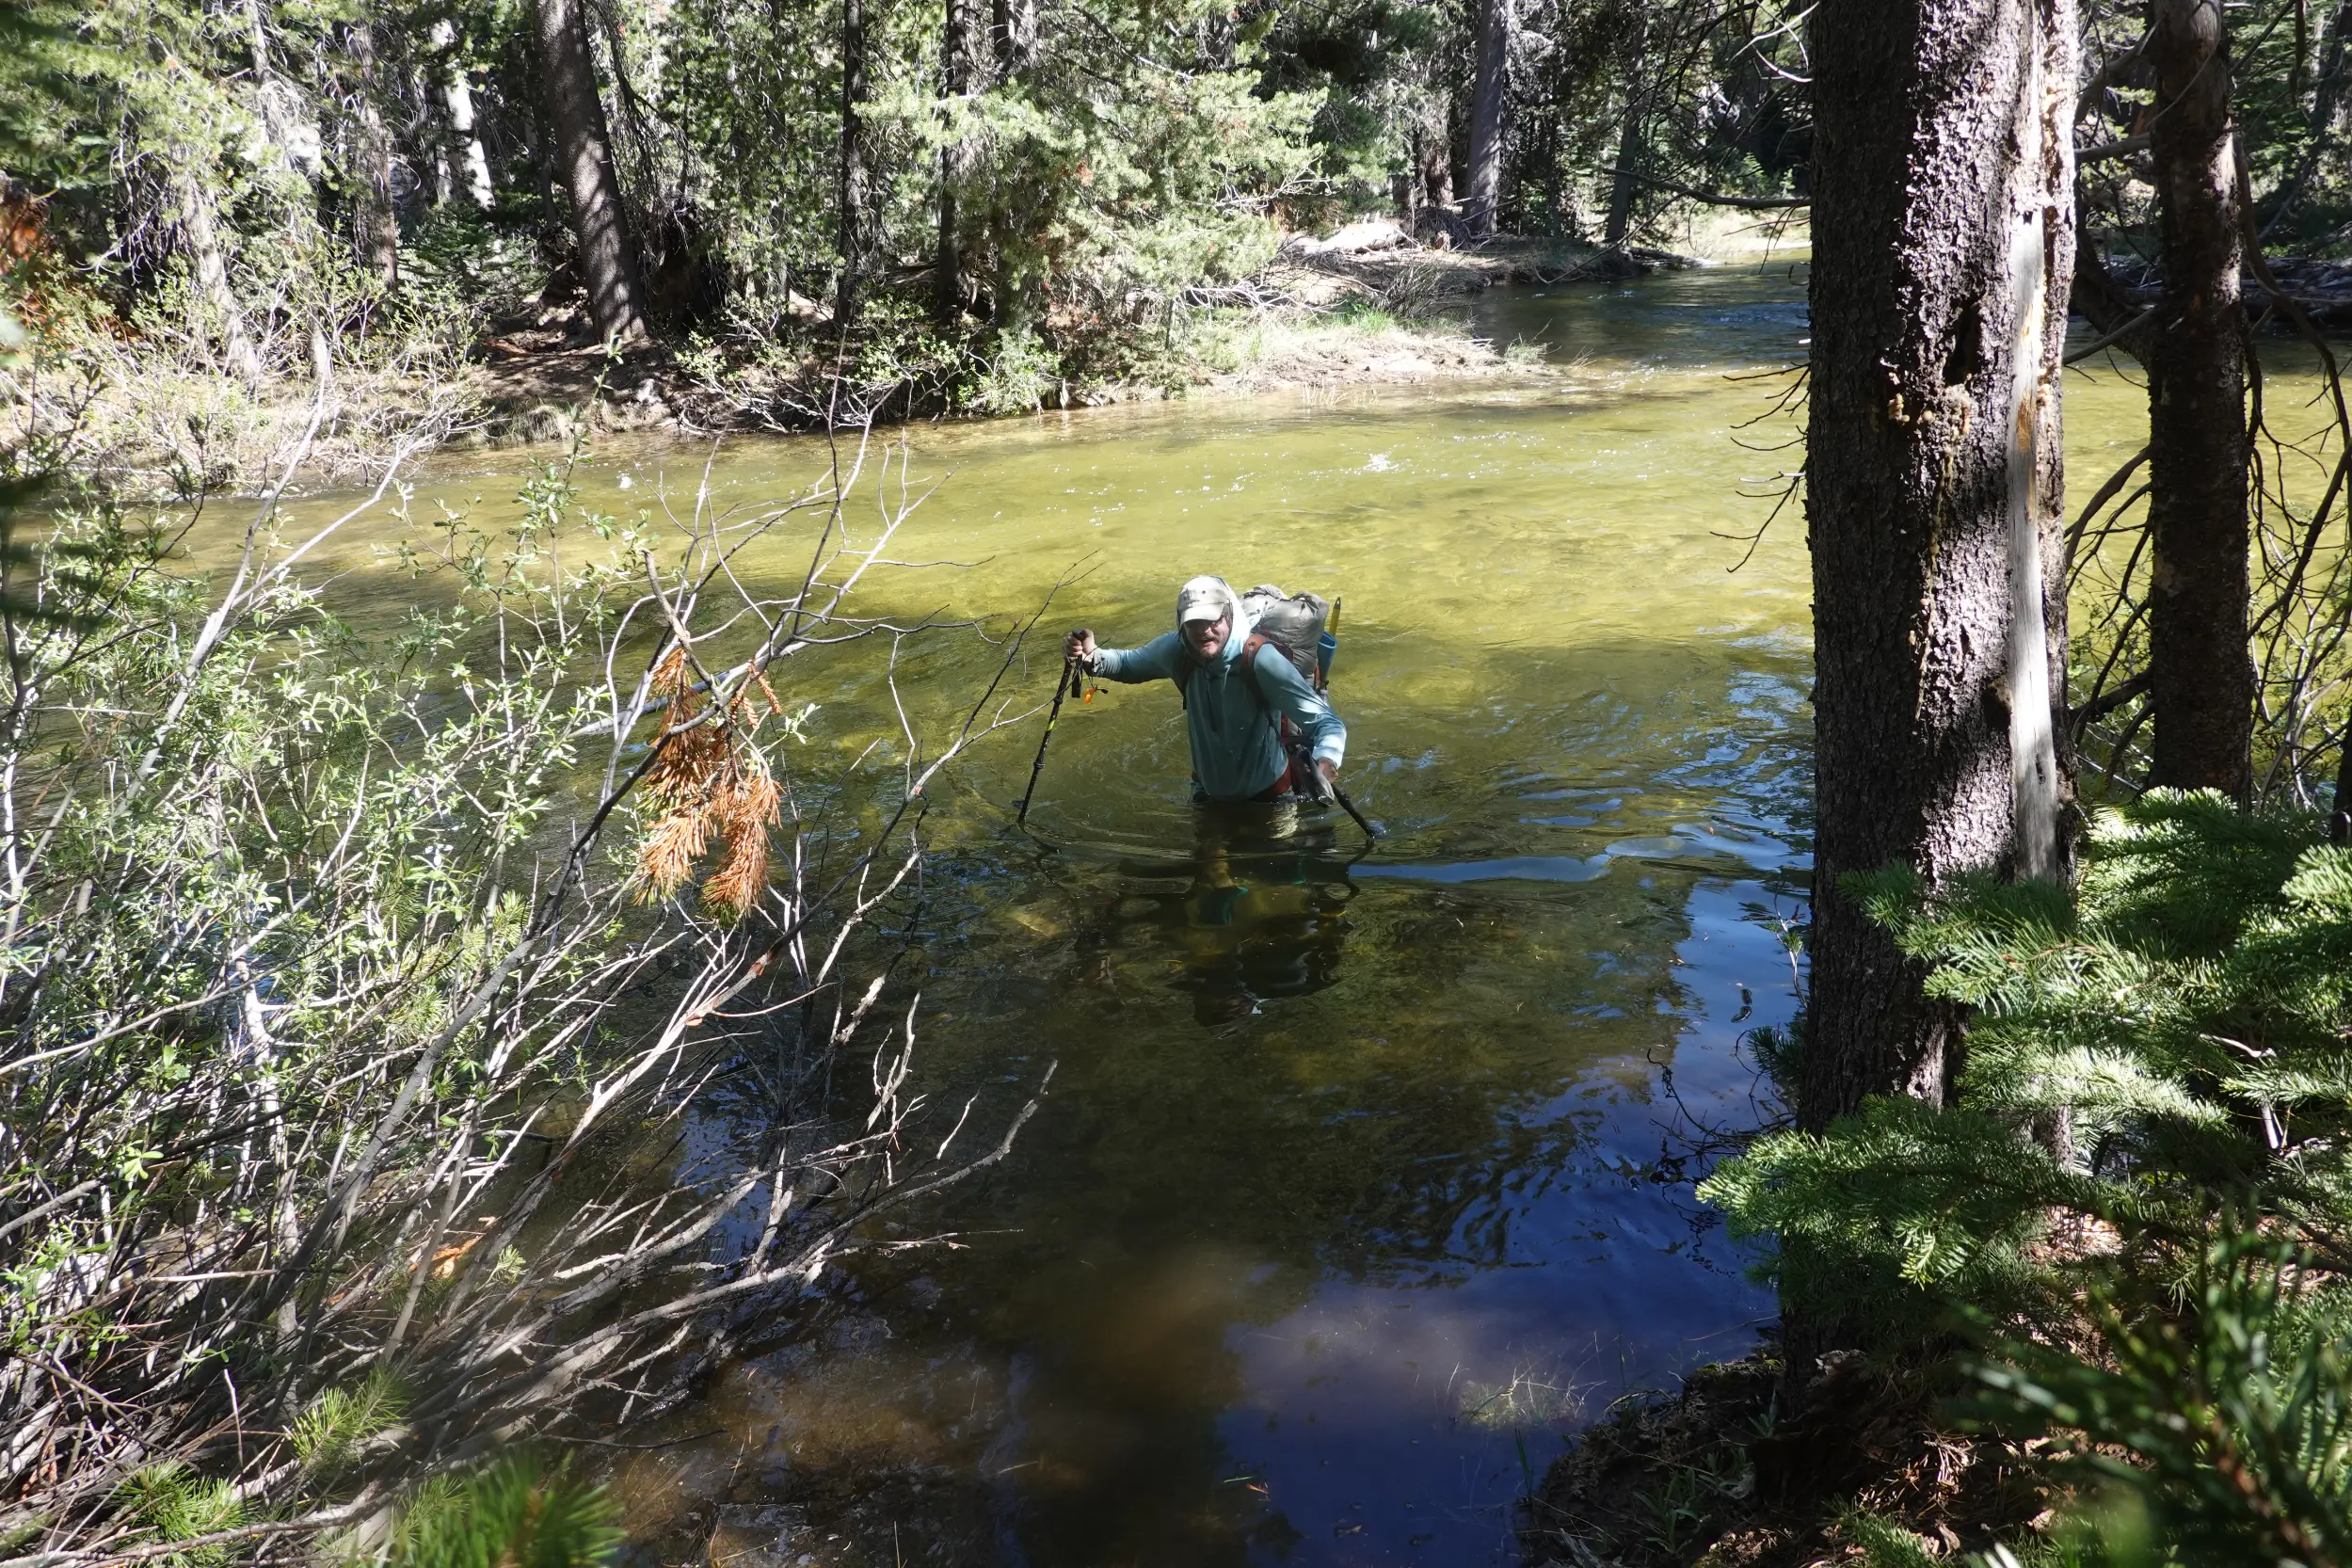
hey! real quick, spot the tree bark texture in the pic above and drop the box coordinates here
[1464,0,1512,234]
[2144,0,2253,801]
[1800,0,2075,1133]
[430,19,496,210]
[1602,22,1649,250]
[171,160,264,383]
[1603,99,1643,248]
[532,0,648,344]
[937,0,984,323]
[991,0,1037,75]
[2323,2,2352,138]
[1417,120,1453,212]
[345,23,403,286]
[837,0,872,326]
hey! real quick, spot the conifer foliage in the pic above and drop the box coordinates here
[1701,791,2352,1557]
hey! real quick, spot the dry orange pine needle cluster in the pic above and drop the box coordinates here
[633,647,787,920]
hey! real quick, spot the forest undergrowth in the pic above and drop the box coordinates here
[0,214,1580,498]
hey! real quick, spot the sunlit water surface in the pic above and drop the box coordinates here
[258,263,2247,1567]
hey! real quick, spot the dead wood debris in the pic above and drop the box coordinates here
[1519,1351,2054,1568]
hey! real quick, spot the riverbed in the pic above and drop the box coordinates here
[272,261,2212,1567]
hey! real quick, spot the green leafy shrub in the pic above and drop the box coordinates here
[290,1369,408,1477]
[0,436,1032,1562]
[1968,1232,2352,1567]
[124,1464,244,1567]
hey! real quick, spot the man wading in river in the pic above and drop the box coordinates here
[1064,576,1347,805]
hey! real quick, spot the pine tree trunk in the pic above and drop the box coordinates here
[2323,2,2352,137]
[243,0,338,382]
[171,161,263,383]
[532,0,648,344]
[937,0,983,324]
[836,0,871,327]
[1464,0,1511,235]
[1800,0,2075,1135]
[1602,97,1642,249]
[430,19,495,210]
[344,24,402,287]
[991,0,1036,75]
[2145,0,2253,801]
[1419,128,1452,211]
[1600,21,1649,251]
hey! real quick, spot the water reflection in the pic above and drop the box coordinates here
[1087,806,1360,1028]
[254,252,2319,1566]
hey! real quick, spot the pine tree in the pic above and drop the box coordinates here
[1702,790,2352,1557]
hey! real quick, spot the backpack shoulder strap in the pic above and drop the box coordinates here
[1238,633,1275,707]
[1174,634,1275,708]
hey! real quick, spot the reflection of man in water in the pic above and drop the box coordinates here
[1064,576,1346,804]
[1170,810,1352,1026]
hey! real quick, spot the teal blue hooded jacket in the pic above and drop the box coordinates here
[1089,580,1347,802]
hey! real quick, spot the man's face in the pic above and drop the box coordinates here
[1182,612,1230,662]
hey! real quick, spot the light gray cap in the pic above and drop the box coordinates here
[1176,574,1238,626]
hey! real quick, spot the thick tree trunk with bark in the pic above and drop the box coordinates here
[1603,99,1643,249]
[430,19,495,210]
[346,24,402,286]
[991,0,1037,74]
[1464,0,1511,234]
[2144,0,2253,800]
[837,0,871,326]
[532,0,648,344]
[937,0,984,323]
[1800,0,2075,1134]
[1418,126,1452,212]
[1602,22,1649,250]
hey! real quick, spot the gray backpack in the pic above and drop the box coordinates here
[1237,584,1332,691]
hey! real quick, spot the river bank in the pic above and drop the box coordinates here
[9,231,1751,498]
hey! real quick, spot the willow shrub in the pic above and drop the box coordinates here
[1700,792,2352,1561]
[0,447,1026,1562]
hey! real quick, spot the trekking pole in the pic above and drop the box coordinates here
[1305,760,1382,840]
[1016,654,1078,825]
[1328,778,1384,840]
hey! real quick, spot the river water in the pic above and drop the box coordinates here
[599,268,1821,1568]
[279,263,2206,1567]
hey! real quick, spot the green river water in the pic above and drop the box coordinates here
[277,264,2203,1567]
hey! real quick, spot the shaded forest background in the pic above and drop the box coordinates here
[8,0,2352,432]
